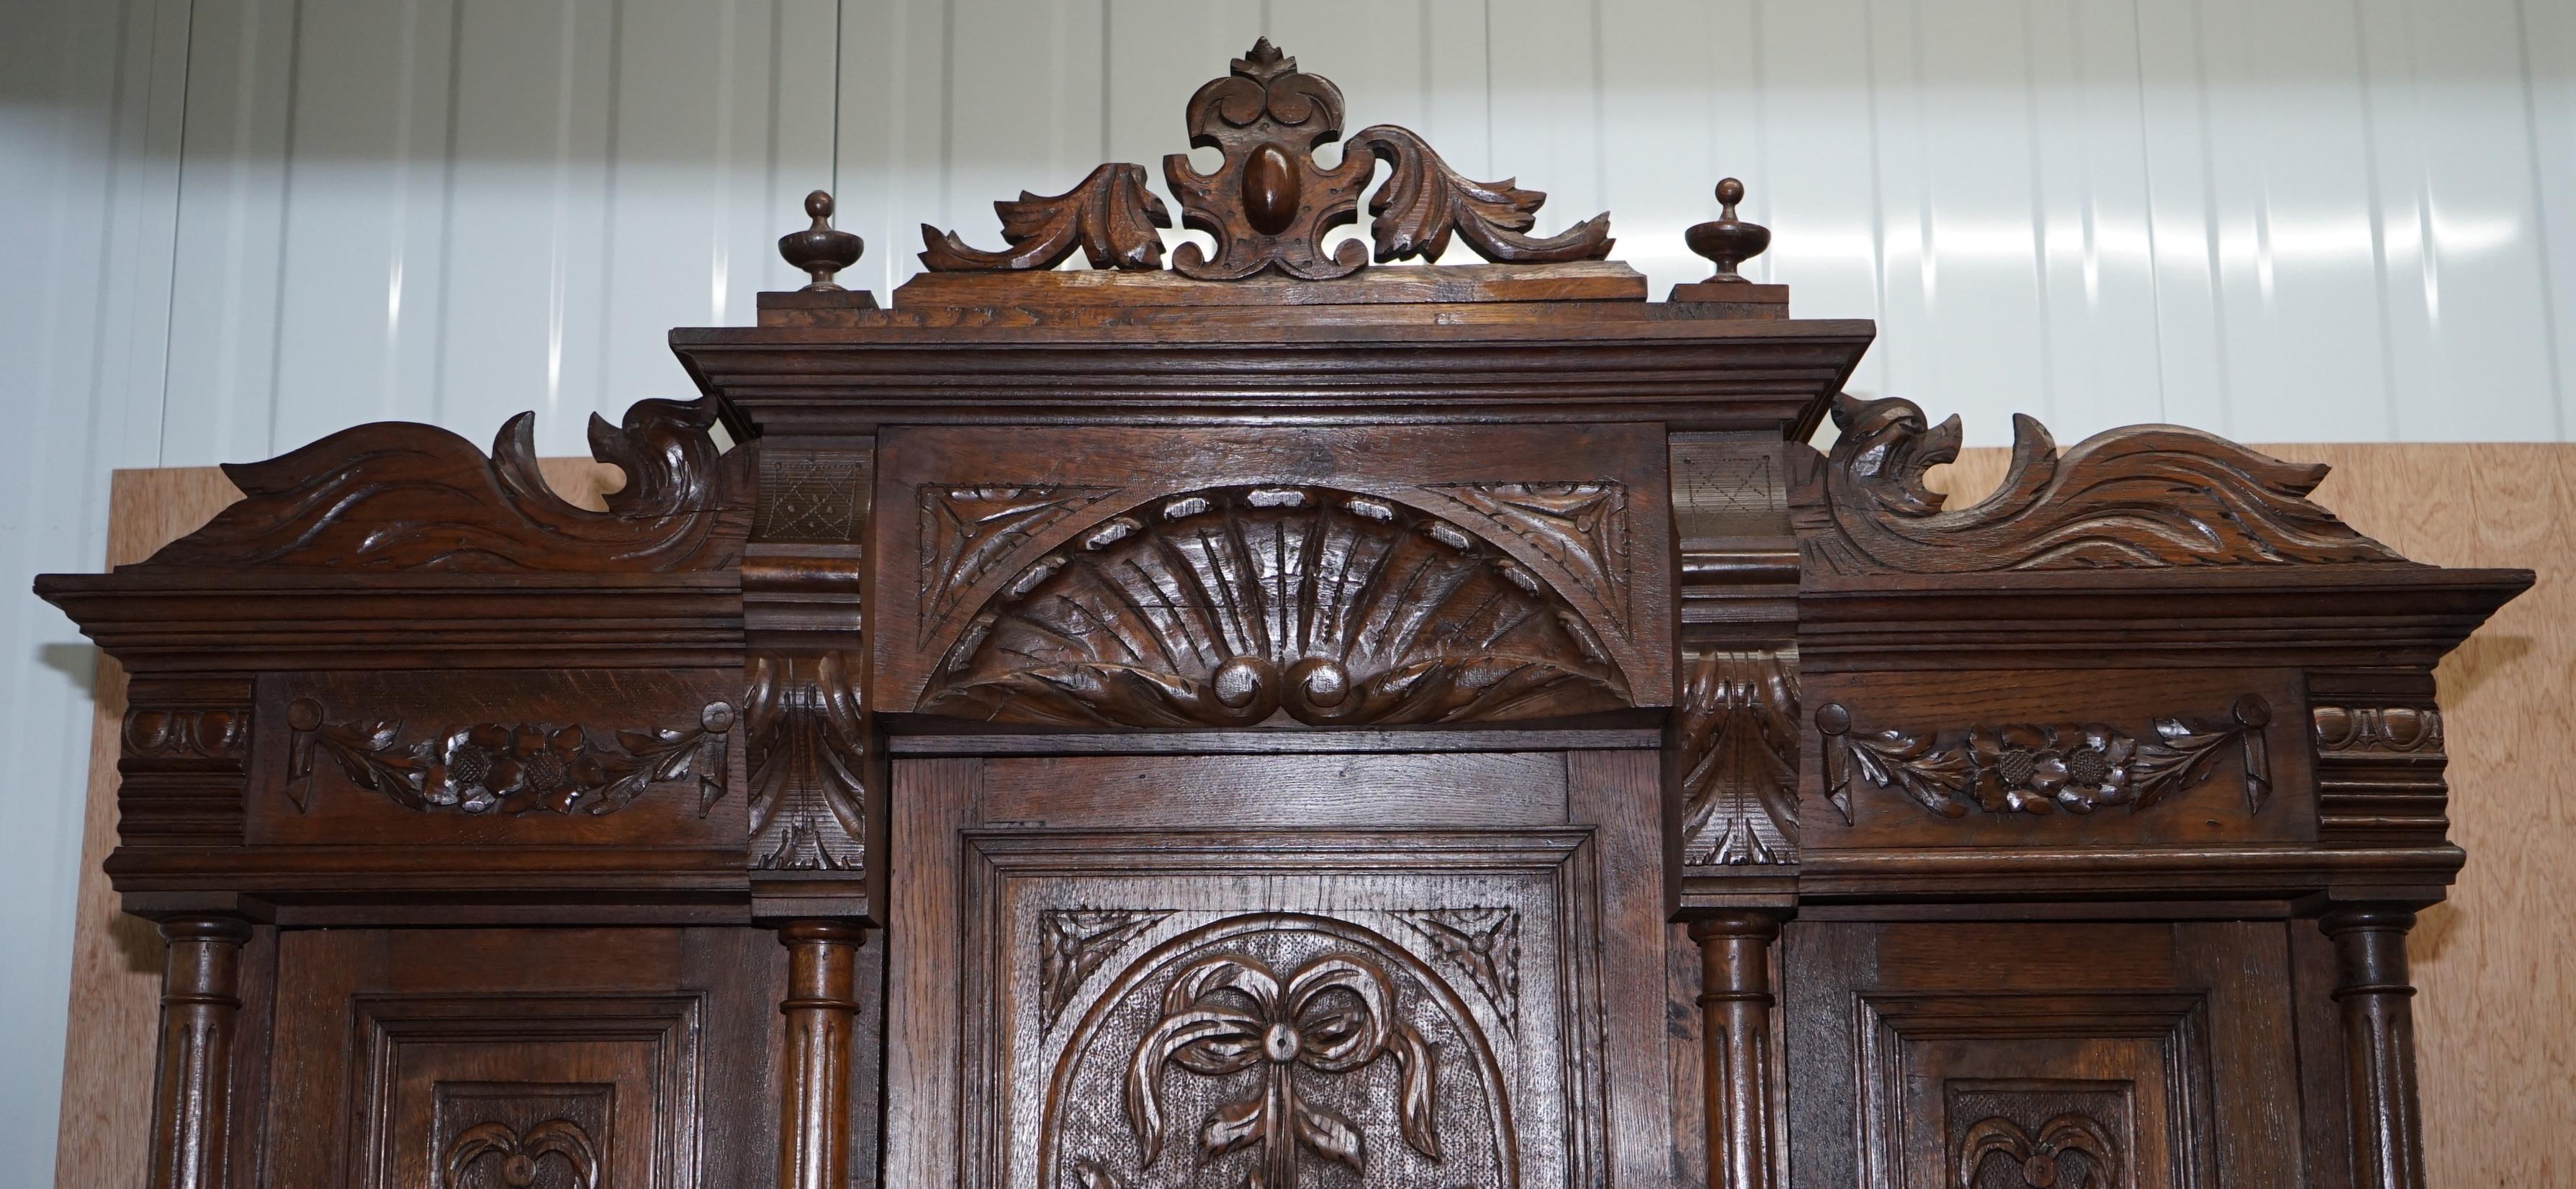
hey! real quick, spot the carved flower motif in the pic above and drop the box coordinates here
[423,723,601,814]
[1968,724,2134,814]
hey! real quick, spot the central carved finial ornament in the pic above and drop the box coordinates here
[922,38,1613,280]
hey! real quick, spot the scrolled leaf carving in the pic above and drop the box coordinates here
[919,163,1174,272]
[1816,696,2271,820]
[1801,393,2408,574]
[1346,125,1612,264]
[146,394,747,572]
[917,485,1630,728]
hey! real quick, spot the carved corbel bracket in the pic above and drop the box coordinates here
[1677,648,1801,866]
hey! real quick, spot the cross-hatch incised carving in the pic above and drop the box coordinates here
[1127,951,1441,1189]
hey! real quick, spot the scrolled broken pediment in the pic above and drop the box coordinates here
[1798,393,2410,575]
[917,484,1632,728]
[143,394,749,572]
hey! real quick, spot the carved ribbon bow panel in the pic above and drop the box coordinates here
[969,834,1598,1189]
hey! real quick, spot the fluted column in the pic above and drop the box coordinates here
[148,916,252,1189]
[1690,912,1782,1189]
[2323,908,2428,1189]
[776,920,865,1189]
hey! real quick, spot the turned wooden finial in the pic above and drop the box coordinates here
[1685,177,1770,283]
[779,189,865,291]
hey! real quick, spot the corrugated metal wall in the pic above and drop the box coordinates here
[4,0,2570,1175]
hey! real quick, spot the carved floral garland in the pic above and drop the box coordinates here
[284,696,732,816]
[1816,695,2272,820]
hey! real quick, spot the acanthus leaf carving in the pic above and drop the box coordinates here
[1393,908,1521,1031]
[919,163,1174,272]
[283,696,732,817]
[1676,649,1800,864]
[1426,481,1631,631]
[745,651,869,871]
[927,40,1609,282]
[1801,393,2410,575]
[1816,696,2271,820]
[918,484,1121,643]
[146,394,747,572]
[1346,124,1613,264]
[918,485,1630,728]
[1037,908,1174,1028]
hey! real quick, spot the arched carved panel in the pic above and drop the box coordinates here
[918,485,1631,727]
[1042,913,1516,1189]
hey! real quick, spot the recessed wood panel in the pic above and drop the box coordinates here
[978,751,1567,829]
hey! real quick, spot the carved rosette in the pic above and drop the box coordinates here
[1816,697,2271,821]
[1798,394,2409,575]
[146,394,747,572]
[918,485,1630,727]
[1044,913,1513,1189]
[745,652,869,871]
[282,697,734,817]
[1677,650,1800,864]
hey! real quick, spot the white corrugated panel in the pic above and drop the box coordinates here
[2,0,2571,1177]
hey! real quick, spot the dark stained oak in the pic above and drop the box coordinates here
[30,35,2528,1189]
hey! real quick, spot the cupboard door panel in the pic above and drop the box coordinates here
[261,927,780,1188]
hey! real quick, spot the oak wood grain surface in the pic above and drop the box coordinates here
[1938,443,2576,1187]
[48,446,2571,1187]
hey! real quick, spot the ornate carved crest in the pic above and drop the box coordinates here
[146,395,747,572]
[1799,394,2408,575]
[920,38,1611,280]
[918,485,1630,727]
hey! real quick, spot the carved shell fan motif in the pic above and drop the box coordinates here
[919,486,1631,727]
